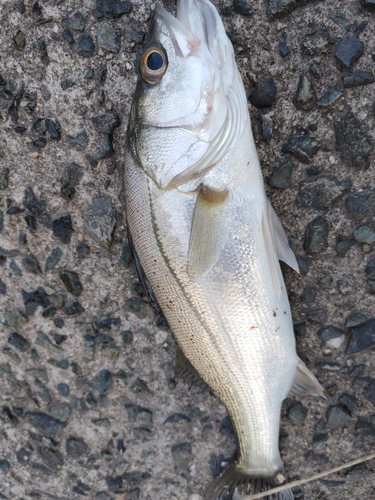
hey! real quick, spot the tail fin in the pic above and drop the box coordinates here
[205,463,294,500]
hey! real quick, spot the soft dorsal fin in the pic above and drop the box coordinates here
[187,184,230,279]
[262,199,299,297]
[287,358,326,398]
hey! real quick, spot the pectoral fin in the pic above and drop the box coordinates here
[187,184,229,279]
[287,359,326,398]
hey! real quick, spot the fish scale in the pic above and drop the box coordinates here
[124,1,324,498]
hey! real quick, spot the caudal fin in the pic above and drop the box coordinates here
[205,463,294,500]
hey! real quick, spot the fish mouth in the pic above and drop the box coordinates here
[149,0,230,61]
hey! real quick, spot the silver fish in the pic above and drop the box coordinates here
[124,1,325,498]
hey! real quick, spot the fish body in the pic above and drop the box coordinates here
[124,1,324,498]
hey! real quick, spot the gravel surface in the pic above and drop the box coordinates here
[0,0,375,499]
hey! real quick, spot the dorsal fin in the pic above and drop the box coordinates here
[187,184,230,279]
[287,359,326,399]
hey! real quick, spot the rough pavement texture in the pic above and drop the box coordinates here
[0,0,375,499]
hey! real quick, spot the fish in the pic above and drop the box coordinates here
[124,1,325,499]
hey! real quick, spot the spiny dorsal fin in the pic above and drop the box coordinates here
[287,359,326,399]
[187,184,229,279]
[175,345,205,387]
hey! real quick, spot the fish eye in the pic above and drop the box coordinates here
[140,47,168,85]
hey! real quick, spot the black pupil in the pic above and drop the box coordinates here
[147,51,164,71]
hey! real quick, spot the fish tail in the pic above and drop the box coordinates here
[205,463,294,500]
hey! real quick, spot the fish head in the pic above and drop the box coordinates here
[128,0,247,190]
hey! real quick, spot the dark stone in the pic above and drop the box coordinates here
[164,413,191,426]
[92,369,112,393]
[74,35,95,57]
[96,491,113,500]
[48,293,66,311]
[6,206,25,215]
[71,395,89,413]
[279,40,290,57]
[64,29,75,45]
[343,71,375,88]
[33,116,61,140]
[339,393,357,408]
[335,38,364,68]
[97,65,108,83]
[233,0,252,15]
[288,401,307,424]
[327,405,351,426]
[363,379,375,406]
[361,0,375,11]
[22,254,42,274]
[171,442,192,474]
[54,318,65,329]
[96,134,115,159]
[301,29,332,56]
[249,78,277,108]
[0,168,10,190]
[131,378,152,395]
[0,460,10,471]
[59,270,82,297]
[124,297,151,319]
[93,0,133,19]
[267,0,312,19]
[97,22,121,53]
[133,427,152,440]
[33,136,47,149]
[72,482,91,495]
[37,446,64,471]
[268,159,293,188]
[347,319,375,354]
[60,79,75,91]
[60,162,84,201]
[45,247,63,271]
[62,12,86,31]
[353,223,375,244]
[14,30,26,51]
[307,308,327,323]
[318,325,344,341]
[303,216,329,253]
[106,475,123,491]
[294,74,316,111]
[281,132,319,164]
[52,215,74,244]
[124,404,152,424]
[57,383,69,396]
[300,286,316,302]
[219,415,234,435]
[17,443,33,463]
[345,192,375,222]
[25,214,37,233]
[8,332,30,352]
[97,316,121,329]
[22,287,49,315]
[8,84,24,122]
[346,312,366,328]
[23,187,51,227]
[124,21,144,43]
[66,437,88,458]
[336,238,355,258]
[121,330,133,344]
[26,412,64,436]
[92,112,121,134]
[76,242,90,256]
[67,131,89,151]
[84,195,116,248]
[10,260,22,276]
[335,111,373,169]
[85,154,98,168]
[0,278,6,294]
[296,175,350,210]
[63,301,84,315]
[294,322,306,336]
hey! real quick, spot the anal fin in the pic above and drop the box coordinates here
[175,345,205,387]
[187,184,230,279]
[287,359,326,399]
